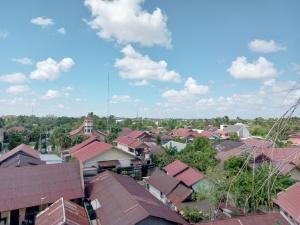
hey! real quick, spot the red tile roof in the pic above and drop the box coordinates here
[115,136,137,146]
[0,144,40,163]
[242,138,273,149]
[7,126,26,132]
[170,128,200,139]
[262,147,300,166]
[0,162,84,212]
[35,197,89,225]
[273,182,300,224]
[69,123,84,136]
[118,127,133,137]
[129,140,146,149]
[70,140,112,162]
[197,212,289,225]
[164,160,189,176]
[147,169,180,195]
[87,171,187,225]
[68,135,98,154]
[175,167,204,187]
[199,130,214,138]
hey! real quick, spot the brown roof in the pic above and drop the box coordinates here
[0,162,84,212]
[0,144,40,163]
[147,169,181,195]
[87,171,187,225]
[70,140,113,162]
[197,212,289,225]
[35,197,89,225]
[164,160,189,176]
[0,153,45,168]
[118,127,133,137]
[68,135,98,154]
[127,130,147,139]
[167,184,192,204]
[175,167,204,187]
[273,182,300,224]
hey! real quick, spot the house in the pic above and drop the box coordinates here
[196,212,289,225]
[212,140,244,152]
[7,126,26,133]
[0,162,84,225]
[170,128,200,141]
[86,171,187,225]
[35,197,90,225]
[127,130,153,141]
[69,112,107,141]
[220,123,250,139]
[118,127,133,137]
[273,182,300,225]
[69,136,134,174]
[146,169,193,210]
[40,154,63,164]
[163,141,187,152]
[0,144,44,168]
[164,160,206,191]
[114,136,149,157]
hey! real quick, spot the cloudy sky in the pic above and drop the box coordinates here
[0,0,300,118]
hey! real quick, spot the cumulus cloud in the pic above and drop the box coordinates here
[227,56,279,80]
[31,17,54,27]
[292,64,300,75]
[162,77,209,103]
[41,89,61,99]
[11,57,33,65]
[110,94,131,103]
[57,27,66,35]
[6,85,30,94]
[84,0,171,47]
[248,39,286,53]
[0,30,8,40]
[115,45,181,84]
[0,73,28,83]
[30,57,75,80]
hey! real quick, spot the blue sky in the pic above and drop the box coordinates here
[0,0,300,118]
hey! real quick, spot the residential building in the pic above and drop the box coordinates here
[40,154,63,164]
[0,144,44,168]
[69,136,134,175]
[273,182,300,225]
[169,128,200,141]
[86,171,187,225]
[114,136,149,157]
[220,123,250,139]
[163,141,187,152]
[35,197,90,225]
[0,162,84,225]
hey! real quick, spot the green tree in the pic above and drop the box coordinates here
[224,156,245,175]
[182,206,209,223]
[230,133,240,141]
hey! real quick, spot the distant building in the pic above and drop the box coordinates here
[40,154,63,164]
[35,197,89,225]
[69,112,107,141]
[86,171,187,225]
[0,162,84,225]
[220,123,250,139]
[169,128,200,141]
[163,141,187,152]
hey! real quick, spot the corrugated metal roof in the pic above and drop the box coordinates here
[87,171,187,225]
[35,197,90,225]
[0,162,84,212]
[0,143,40,163]
[164,160,189,176]
[175,167,204,187]
[273,182,300,224]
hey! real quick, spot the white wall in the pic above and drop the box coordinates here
[148,184,168,204]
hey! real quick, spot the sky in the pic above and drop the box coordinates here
[0,0,300,118]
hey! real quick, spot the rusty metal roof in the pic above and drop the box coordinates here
[87,171,187,225]
[35,197,90,225]
[0,162,84,212]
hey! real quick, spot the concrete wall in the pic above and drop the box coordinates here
[147,184,168,204]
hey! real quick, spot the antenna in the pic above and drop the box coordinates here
[107,72,110,132]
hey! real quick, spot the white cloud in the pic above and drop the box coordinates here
[30,57,75,80]
[11,57,33,65]
[0,31,8,40]
[0,73,28,83]
[115,45,181,84]
[110,94,131,103]
[130,80,149,86]
[248,39,286,53]
[41,89,61,99]
[6,85,30,94]
[57,27,66,35]
[162,77,209,103]
[57,104,65,109]
[31,17,54,27]
[228,56,279,80]
[292,64,300,75]
[84,0,171,47]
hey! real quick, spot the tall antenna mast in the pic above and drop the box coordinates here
[107,72,110,132]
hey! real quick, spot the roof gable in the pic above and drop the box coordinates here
[164,160,189,176]
[175,167,204,187]
[0,144,40,163]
